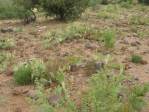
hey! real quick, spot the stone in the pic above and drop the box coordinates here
[5,68,13,76]
[70,64,78,72]
[140,60,148,65]
[95,61,104,70]
[85,42,94,49]
[14,107,22,112]
[12,87,30,96]
[26,90,38,100]
[1,28,14,33]
[48,94,61,106]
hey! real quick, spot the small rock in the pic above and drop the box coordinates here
[14,107,22,112]
[1,28,14,33]
[62,52,69,57]
[5,68,13,76]
[134,77,139,81]
[70,64,78,72]
[130,41,141,46]
[48,94,61,106]
[95,61,104,70]
[85,43,94,49]
[26,90,38,100]
[140,60,148,65]
[12,87,29,96]
[125,63,132,70]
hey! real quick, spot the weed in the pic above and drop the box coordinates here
[102,29,116,48]
[129,15,149,25]
[0,52,13,72]
[80,67,148,112]
[14,59,48,85]
[0,95,7,105]
[97,11,116,19]
[43,23,94,48]
[0,38,15,49]
[131,55,143,64]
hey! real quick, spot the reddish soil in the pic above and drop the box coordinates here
[0,5,149,112]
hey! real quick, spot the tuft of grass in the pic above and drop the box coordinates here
[102,29,116,48]
[43,23,94,48]
[131,55,143,64]
[129,15,149,25]
[0,38,15,49]
[0,52,13,72]
[97,11,117,19]
[14,59,48,85]
[14,62,32,85]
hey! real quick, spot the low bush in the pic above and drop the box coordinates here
[131,55,143,64]
[40,0,89,20]
[138,0,149,5]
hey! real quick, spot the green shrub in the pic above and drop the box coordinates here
[102,29,116,48]
[138,0,149,5]
[14,59,48,85]
[0,0,19,19]
[14,62,32,85]
[131,55,143,63]
[80,68,148,112]
[40,0,89,20]
[13,0,40,23]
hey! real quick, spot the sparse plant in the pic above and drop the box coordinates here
[0,38,15,49]
[131,55,143,64]
[102,29,116,48]
[0,52,13,72]
[43,24,94,48]
[129,15,149,25]
[97,11,116,19]
[80,66,149,112]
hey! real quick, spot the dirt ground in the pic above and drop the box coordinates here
[0,4,149,112]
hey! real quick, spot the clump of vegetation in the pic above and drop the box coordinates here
[14,59,48,85]
[131,55,143,64]
[0,52,13,72]
[14,0,40,23]
[0,0,19,19]
[31,64,149,112]
[14,62,32,85]
[40,0,89,20]
[43,23,94,48]
[102,29,116,48]
[0,38,15,49]
[138,0,149,5]
[129,15,149,25]
[80,67,149,112]
[97,11,116,19]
